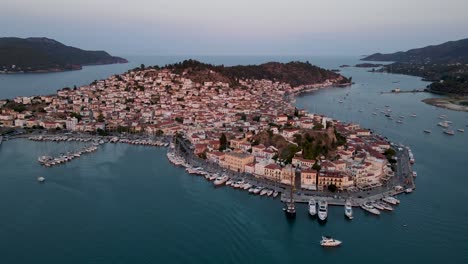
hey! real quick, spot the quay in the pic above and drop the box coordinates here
[172,135,416,207]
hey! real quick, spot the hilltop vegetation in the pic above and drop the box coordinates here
[161,59,351,88]
[0,37,127,73]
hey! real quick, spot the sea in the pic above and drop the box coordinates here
[0,55,467,264]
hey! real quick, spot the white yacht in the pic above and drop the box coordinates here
[272,191,279,198]
[372,202,385,210]
[457,128,465,132]
[260,189,268,196]
[382,196,400,205]
[37,176,45,183]
[318,200,328,221]
[308,199,317,216]
[377,201,393,211]
[361,202,380,215]
[344,200,353,219]
[320,236,342,247]
[266,190,274,196]
[213,175,229,186]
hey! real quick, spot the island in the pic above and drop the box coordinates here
[0,37,127,73]
[0,60,414,212]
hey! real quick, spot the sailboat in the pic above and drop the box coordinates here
[283,173,296,218]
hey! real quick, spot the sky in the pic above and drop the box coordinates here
[2,0,468,56]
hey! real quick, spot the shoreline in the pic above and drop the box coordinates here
[422,97,468,112]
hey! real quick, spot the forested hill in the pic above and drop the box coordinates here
[362,38,468,63]
[0,37,127,73]
[161,59,351,87]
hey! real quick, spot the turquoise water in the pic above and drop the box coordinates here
[1,56,468,263]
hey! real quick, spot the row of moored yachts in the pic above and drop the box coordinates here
[37,144,99,167]
[167,152,280,198]
[109,137,169,147]
[307,196,400,221]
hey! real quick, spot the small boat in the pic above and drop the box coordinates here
[272,191,279,198]
[372,202,385,210]
[320,236,342,247]
[423,130,431,134]
[266,190,274,196]
[444,130,455,135]
[284,201,296,218]
[344,200,353,220]
[318,200,328,221]
[361,202,380,215]
[213,175,229,186]
[253,187,262,194]
[457,128,465,132]
[405,188,413,193]
[37,176,45,183]
[438,122,450,128]
[411,113,417,117]
[382,196,400,205]
[377,202,393,211]
[242,183,252,190]
[308,199,317,216]
[226,179,234,186]
[413,171,417,178]
[396,120,403,124]
[260,189,268,196]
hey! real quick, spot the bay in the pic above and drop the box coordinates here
[0,56,467,264]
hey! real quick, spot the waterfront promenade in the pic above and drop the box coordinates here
[173,134,415,206]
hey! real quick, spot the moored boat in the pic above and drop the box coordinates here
[213,175,229,186]
[308,199,316,217]
[318,200,328,221]
[361,202,380,215]
[320,236,342,247]
[344,200,353,219]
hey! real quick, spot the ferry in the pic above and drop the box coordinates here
[344,200,353,220]
[360,202,380,215]
[444,130,455,135]
[318,200,328,221]
[308,199,317,217]
[320,236,342,247]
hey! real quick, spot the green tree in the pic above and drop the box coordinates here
[312,161,321,171]
[219,133,228,151]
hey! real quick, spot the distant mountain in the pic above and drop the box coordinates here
[162,59,351,87]
[362,38,468,63]
[0,37,127,73]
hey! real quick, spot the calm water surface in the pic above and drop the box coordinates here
[0,56,467,263]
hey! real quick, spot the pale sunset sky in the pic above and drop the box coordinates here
[2,0,468,56]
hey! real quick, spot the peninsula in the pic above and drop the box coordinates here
[0,37,127,73]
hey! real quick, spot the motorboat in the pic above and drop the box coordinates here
[320,236,342,247]
[444,130,455,135]
[372,202,385,210]
[318,200,328,221]
[438,122,450,128]
[361,202,380,215]
[260,189,268,196]
[377,201,393,211]
[37,176,45,183]
[405,188,413,193]
[423,130,431,133]
[272,191,279,198]
[413,171,417,178]
[457,128,465,132]
[344,200,353,219]
[308,199,316,216]
[266,190,274,196]
[213,175,229,186]
[382,196,400,205]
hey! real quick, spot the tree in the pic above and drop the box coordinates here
[219,133,228,151]
[312,161,321,171]
[328,184,337,192]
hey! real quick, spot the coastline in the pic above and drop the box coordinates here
[422,97,468,112]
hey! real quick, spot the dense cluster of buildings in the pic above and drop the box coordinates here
[0,67,391,192]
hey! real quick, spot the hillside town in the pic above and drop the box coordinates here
[0,66,394,193]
